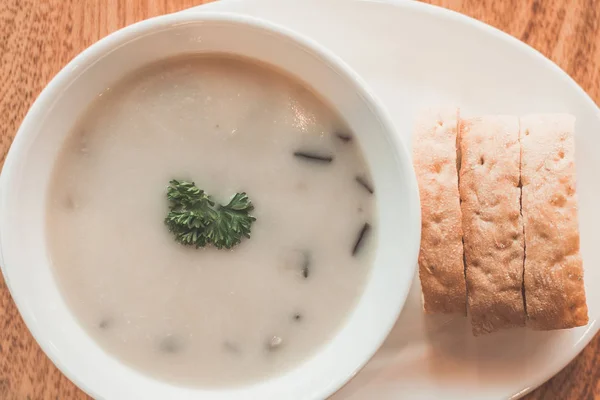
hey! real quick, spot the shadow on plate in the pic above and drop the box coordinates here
[333,274,571,398]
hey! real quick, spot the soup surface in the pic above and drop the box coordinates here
[47,56,376,387]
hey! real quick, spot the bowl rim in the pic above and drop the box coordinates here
[0,10,420,399]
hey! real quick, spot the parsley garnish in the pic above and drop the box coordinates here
[165,180,256,249]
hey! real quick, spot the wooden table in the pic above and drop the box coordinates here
[0,0,598,399]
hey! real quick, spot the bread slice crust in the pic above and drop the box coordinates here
[413,108,467,314]
[459,115,525,335]
[520,114,588,330]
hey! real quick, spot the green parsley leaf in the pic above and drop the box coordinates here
[164,180,256,249]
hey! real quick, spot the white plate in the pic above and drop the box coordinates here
[188,1,600,399]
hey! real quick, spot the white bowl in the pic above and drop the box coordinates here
[0,12,420,400]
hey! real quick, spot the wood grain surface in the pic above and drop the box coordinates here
[0,0,598,399]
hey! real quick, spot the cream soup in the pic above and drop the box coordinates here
[47,56,376,387]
